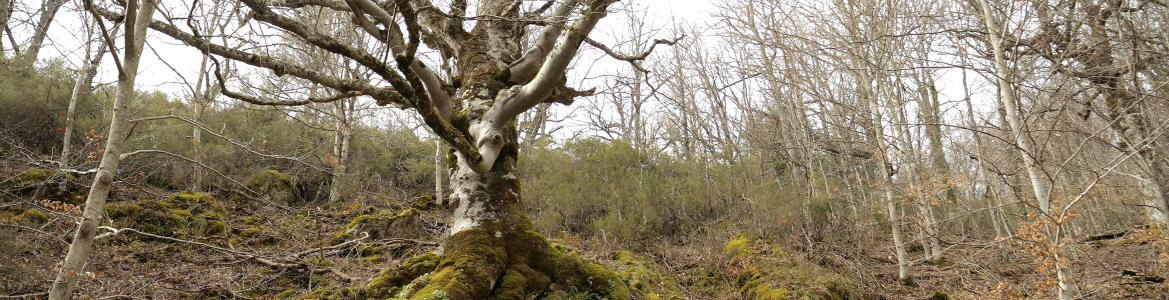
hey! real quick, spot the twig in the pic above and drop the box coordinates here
[583,35,683,72]
[0,223,70,245]
[0,291,48,299]
[125,115,330,173]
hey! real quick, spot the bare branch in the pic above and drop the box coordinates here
[84,0,123,75]
[93,6,411,107]
[126,115,331,173]
[505,0,581,84]
[267,0,351,10]
[212,58,364,106]
[461,0,612,174]
[583,35,683,72]
[498,0,613,121]
[239,0,416,97]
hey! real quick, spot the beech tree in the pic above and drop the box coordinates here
[49,0,156,297]
[87,0,672,298]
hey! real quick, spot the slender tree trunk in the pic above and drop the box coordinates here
[328,99,352,203]
[862,73,911,285]
[893,88,942,263]
[48,1,156,298]
[189,54,210,191]
[434,138,444,206]
[0,0,10,52]
[62,21,111,167]
[976,0,1050,214]
[960,47,1005,244]
[977,0,1068,298]
[25,0,69,61]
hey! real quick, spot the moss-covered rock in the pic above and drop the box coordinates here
[332,209,422,244]
[411,193,436,211]
[6,168,52,187]
[104,192,228,237]
[607,251,684,300]
[246,170,299,205]
[7,209,49,225]
[724,234,857,300]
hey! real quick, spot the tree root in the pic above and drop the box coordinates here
[299,223,631,300]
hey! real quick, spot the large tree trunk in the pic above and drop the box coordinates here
[48,1,156,298]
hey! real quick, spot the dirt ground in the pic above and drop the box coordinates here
[3,186,1168,299]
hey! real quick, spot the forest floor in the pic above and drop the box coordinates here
[2,179,1168,299]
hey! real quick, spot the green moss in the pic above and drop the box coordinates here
[105,194,228,237]
[243,289,269,297]
[926,259,951,267]
[277,289,297,298]
[725,233,754,257]
[245,170,300,205]
[493,68,512,84]
[171,192,214,204]
[411,194,435,211]
[607,251,684,300]
[367,252,440,295]
[727,234,858,300]
[10,209,49,225]
[359,246,385,257]
[306,258,333,267]
[331,209,421,244]
[11,168,52,184]
[583,263,631,300]
[740,273,791,300]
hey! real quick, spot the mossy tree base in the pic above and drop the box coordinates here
[300,224,630,300]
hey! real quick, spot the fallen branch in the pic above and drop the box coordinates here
[95,226,367,281]
[0,291,48,299]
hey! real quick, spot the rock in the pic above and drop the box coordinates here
[333,209,422,243]
[246,170,299,205]
[104,192,228,237]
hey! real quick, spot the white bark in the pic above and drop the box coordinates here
[465,0,608,174]
[328,99,353,203]
[894,98,941,262]
[976,0,1050,215]
[435,138,444,206]
[48,1,156,298]
[25,0,68,60]
[862,73,910,283]
[977,0,1067,298]
[505,0,580,83]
